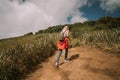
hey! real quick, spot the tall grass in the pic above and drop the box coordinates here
[0,34,57,80]
[71,29,120,54]
[0,28,119,80]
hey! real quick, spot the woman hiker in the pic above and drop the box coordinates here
[55,25,70,66]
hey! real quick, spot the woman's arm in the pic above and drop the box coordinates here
[66,30,69,37]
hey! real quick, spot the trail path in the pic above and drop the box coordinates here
[23,46,120,80]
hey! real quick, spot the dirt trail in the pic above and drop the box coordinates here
[23,46,120,80]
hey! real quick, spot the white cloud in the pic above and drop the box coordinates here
[0,0,89,39]
[70,10,87,23]
[100,0,120,12]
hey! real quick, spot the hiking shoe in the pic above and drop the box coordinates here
[64,60,67,63]
[55,63,59,68]
[55,62,58,66]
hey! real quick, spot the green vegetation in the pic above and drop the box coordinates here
[0,16,120,80]
[0,34,57,80]
[35,16,120,54]
[71,29,120,54]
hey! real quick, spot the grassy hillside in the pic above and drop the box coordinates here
[35,16,120,54]
[0,16,120,80]
[0,33,57,80]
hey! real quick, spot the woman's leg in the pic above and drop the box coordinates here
[65,48,68,60]
[56,49,62,64]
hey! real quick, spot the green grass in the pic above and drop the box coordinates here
[71,29,120,55]
[0,33,57,80]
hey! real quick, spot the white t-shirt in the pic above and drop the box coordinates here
[62,30,68,37]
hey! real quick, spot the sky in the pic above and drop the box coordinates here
[0,0,120,39]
